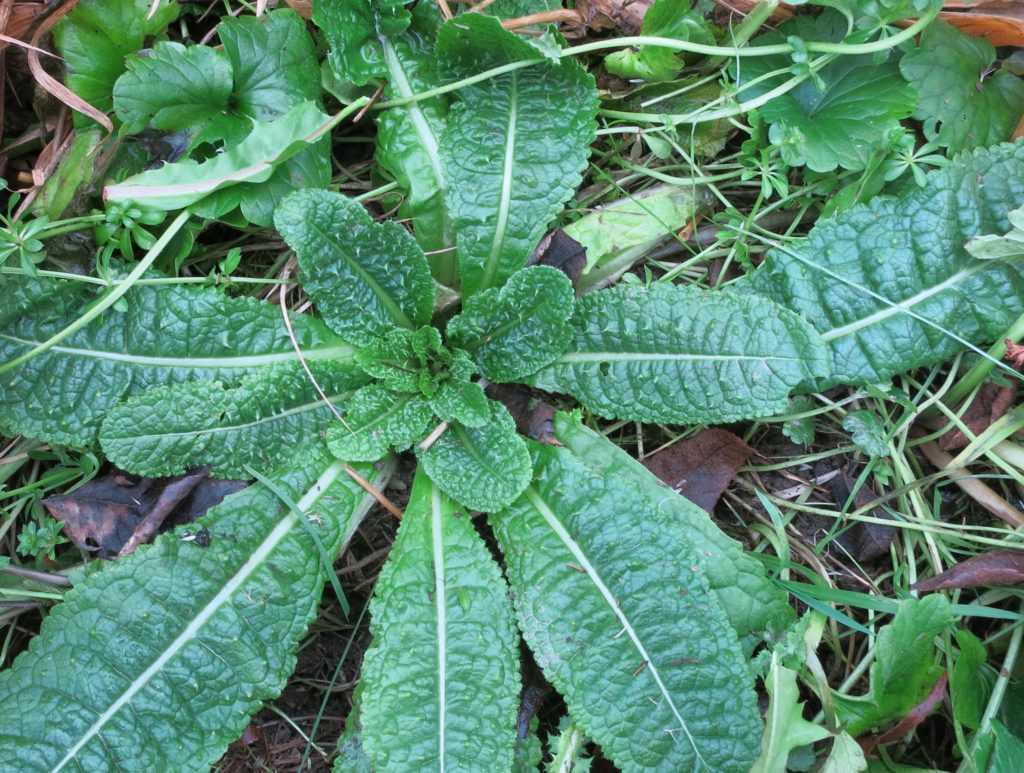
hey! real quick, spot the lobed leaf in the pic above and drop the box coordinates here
[491,442,763,772]
[0,274,354,448]
[553,413,794,652]
[437,14,598,296]
[0,454,389,772]
[99,363,367,478]
[359,470,519,772]
[326,384,435,462]
[529,282,829,425]
[446,265,575,382]
[744,141,1024,388]
[417,401,531,512]
[275,189,436,346]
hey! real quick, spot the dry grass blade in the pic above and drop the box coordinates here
[917,439,1024,527]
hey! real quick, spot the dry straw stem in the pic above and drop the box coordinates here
[917,439,1024,527]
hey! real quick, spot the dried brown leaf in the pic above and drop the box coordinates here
[912,549,1024,592]
[938,383,1016,451]
[641,428,752,512]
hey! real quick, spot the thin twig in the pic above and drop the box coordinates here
[343,465,404,519]
[418,421,451,451]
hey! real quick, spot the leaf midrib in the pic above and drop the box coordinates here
[430,485,449,770]
[478,72,518,293]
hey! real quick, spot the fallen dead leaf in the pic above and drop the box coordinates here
[825,471,898,562]
[43,469,247,557]
[489,384,559,445]
[938,383,1016,451]
[912,549,1024,592]
[642,428,753,512]
[530,228,587,288]
[573,0,654,34]
[859,673,948,754]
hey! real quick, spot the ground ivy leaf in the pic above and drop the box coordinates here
[113,42,233,135]
[604,1,716,82]
[275,189,435,347]
[54,0,179,122]
[359,469,520,772]
[743,141,1024,389]
[490,441,763,772]
[529,283,829,425]
[219,9,322,123]
[326,385,435,462]
[100,363,367,478]
[900,21,1024,152]
[734,11,916,172]
[438,14,598,297]
[446,265,575,382]
[842,410,890,457]
[104,101,330,212]
[417,401,531,512]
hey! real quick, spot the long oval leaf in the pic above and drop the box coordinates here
[0,454,389,771]
[360,469,519,772]
[491,443,762,772]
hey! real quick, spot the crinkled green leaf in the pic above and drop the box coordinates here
[316,0,412,86]
[751,653,831,773]
[529,283,829,425]
[0,274,353,448]
[428,380,491,428]
[476,0,561,18]
[417,401,530,511]
[832,595,952,736]
[900,21,1024,153]
[490,442,763,772]
[360,469,519,772]
[0,454,387,771]
[744,142,1024,389]
[275,188,435,346]
[100,363,366,478]
[54,0,179,120]
[554,413,794,653]
[438,14,598,296]
[326,384,435,462]
[113,42,233,135]
[105,101,330,212]
[734,12,916,172]
[605,1,716,82]
[446,266,574,382]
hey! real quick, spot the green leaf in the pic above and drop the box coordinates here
[751,653,831,773]
[360,469,519,772]
[966,205,1024,261]
[417,401,530,511]
[951,629,989,730]
[842,410,890,457]
[0,454,388,771]
[0,274,354,448]
[316,0,412,86]
[491,441,764,772]
[99,363,366,478]
[53,0,179,120]
[428,380,491,428]
[783,396,817,446]
[832,595,952,736]
[437,14,598,296]
[820,732,867,773]
[446,266,574,382]
[326,384,435,462]
[275,189,436,346]
[529,283,829,425]
[990,720,1024,773]
[744,142,1024,389]
[734,12,916,172]
[113,42,233,135]
[104,101,330,212]
[604,1,716,82]
[900,21,1024,153]
[553,413,794,653]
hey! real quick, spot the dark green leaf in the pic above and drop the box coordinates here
[605,1,716,82]
[842,410,889,457]
[326,384,435,462]
[316,0,412,86]
[951,629,988,730]
[446,266,574,382]
[275,189,435,346]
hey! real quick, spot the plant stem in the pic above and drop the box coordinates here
[939,310,1024,410]
[0,210,191,375]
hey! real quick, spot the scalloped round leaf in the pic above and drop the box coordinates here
[529,282,829,425]
[446,265,575,382]
[360,470,519,772]
[417,402,531,512]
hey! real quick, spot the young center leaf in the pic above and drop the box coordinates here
[437,14,598,296]
[733,10,917,172]
[0,454,390,772]
[553,413,793,653]
[446,265,575,382]
[743,141,1024,388]
[0,274,355,448]
[529,282,829,425]
[491,442,763,772]
[359,470,519,772]
[417,401,531,512]
[900,21,1024,152]
[100,362,367,478]
[275,189,435,347]
[326,384,435,462]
